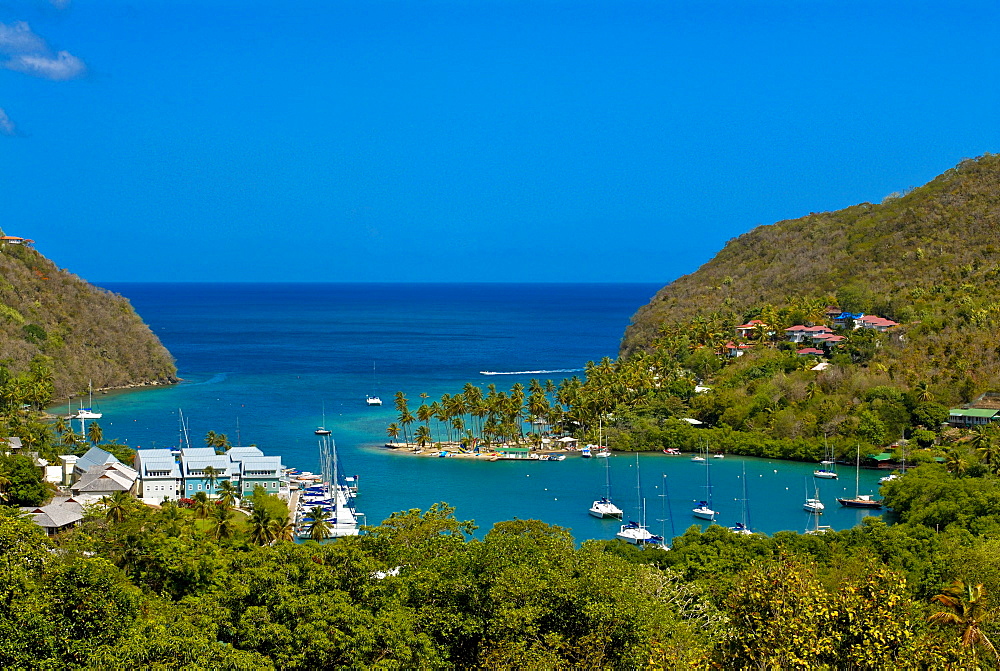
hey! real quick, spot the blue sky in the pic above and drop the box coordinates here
[1,0,997,283]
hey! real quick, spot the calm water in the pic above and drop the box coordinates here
[84,283,884,540]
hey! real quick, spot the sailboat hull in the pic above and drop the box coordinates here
[813,471,838,479]
[837,498,883,509]
[692,508,716,520]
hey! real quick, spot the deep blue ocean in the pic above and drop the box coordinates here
[87,283,884,540]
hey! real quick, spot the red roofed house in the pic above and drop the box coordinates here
[0,236,34,246]
[797,347,825,356]
[735,319,768,339]
[723,341,754,358]
[856,316,898,332]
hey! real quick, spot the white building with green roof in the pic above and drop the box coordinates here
[948,408,1000,428]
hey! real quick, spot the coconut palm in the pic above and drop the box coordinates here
[202,465,222,497]
[87,421,103,446]
[191,491,211,519]
[928,580,999,663]
[914,381,934,402]
[386,422,400,445]
[308,506,332,541]
[414,425,432,451]
[210,505,237,541]
[270,514,295,542]
[248,507,274,545]
[101,490,133,524]
[217,480,239,508]
[944,449,969,476]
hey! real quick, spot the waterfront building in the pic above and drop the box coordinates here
[180,447,236,498]
[20,498,84,535]
[134,449,183,505]
[237,455,287,499]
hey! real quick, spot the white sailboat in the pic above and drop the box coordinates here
[813,437,838,479]
[365,361,382,406]
[616,454,663,545]
[655,473,675,550]
[589,449,623,519]
[729,462,754,534]
[692,456,717,521]
[314,402,331,435]
[803,478,825,513]
[691,441,707,462]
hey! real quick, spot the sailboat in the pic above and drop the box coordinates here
[813,436,839,479]
[71,381,103,438]
[729,462,753,534]
[692,456,717,521]
[365,361,382,406]
[589,453,623,519]
[803,478,825,513]
[315,402,332,436]
[691,440,707,463]
[655,473,675,550]
[615,454,663,545]
[594,417,610,458]
[837,445,883,509]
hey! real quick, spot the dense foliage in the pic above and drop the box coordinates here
[0,234,176,397]
[7,457,1000,669]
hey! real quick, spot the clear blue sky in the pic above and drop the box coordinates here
[2,0,997,283]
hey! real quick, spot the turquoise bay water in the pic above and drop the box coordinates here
[89,283,884,540]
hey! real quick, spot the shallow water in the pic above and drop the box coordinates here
[83,282,884,540]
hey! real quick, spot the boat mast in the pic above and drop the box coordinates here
[660,473,676,538]
[855,444,861,498]
[742,462,751,531]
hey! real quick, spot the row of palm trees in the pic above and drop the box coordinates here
[386,354,697,450]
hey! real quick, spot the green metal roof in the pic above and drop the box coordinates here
[868,452,893,461]
[949,408,1000,417]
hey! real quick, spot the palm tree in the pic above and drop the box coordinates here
[101,490,133,524]
[217,480,239,508]
[914,381,934,402]
[386,422,400,445]
[87,421,103,446]
[928,580,999,663]
[308,506,332,541]
[210,505,237,541]
[0,474,9,503]
[53,416,67,436]
[191,491,211,519]
[202,465,222,497]
[270,515,295,542]
[414,425,432,451]
[248,507,274,545]
[945,449,969,476]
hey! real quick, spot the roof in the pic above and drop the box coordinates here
[240,456,284,475]
[180,447,217,459]
[736,320,766,329]
[949,408,1000,418]
[21,502,83,529]
[75,446,120,472]
[2,436,22,450]
[797,348,824,355]
[227,446,265,462]
[682,417,704,425]
[835,312,864,320]
[71,464,137,493]
[139,458,181,479]
[868,452,894,461]
[182,454,235,477]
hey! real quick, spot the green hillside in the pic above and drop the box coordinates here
[0,234,176,399]
[622,153,1000,402]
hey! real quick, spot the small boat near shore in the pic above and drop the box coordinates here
[838,445,883,509]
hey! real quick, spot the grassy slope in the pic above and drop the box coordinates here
[622,154,1000,401]
[0,238,177,397]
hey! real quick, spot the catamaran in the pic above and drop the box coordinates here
[837,445,883,509]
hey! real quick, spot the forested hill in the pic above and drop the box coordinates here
[0,234,176,398]
[622,154,1000,362]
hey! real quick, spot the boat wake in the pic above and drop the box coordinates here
[479,368,583,376]
[184,372,230,386]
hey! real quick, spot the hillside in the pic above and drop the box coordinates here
[0,234,176,398]
[622,153,1000,399]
